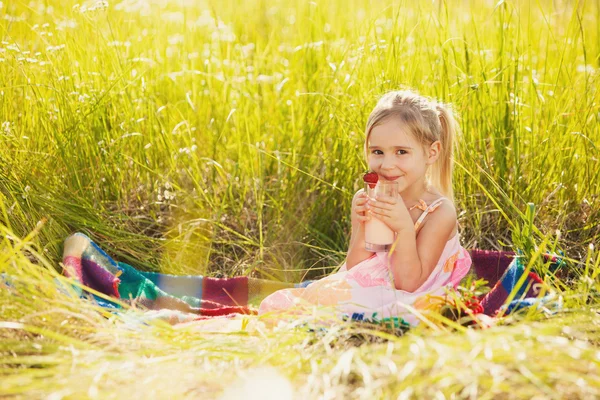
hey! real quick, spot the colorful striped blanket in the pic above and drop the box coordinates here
[62,233,559,326]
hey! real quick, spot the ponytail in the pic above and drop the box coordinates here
[432,104,457,201]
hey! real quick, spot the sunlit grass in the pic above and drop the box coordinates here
[1,0,598,275]
[1,0,599,397]
[1,222,599,398]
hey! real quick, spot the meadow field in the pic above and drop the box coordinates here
[1,0,599,398]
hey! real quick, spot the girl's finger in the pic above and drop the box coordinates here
[375,195,397,205]
[370,210,387,218]
[368,201,392,211]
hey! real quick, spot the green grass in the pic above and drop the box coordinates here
[1,0,600,398]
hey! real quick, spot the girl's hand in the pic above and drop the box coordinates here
[367,194,414,233]
[351,190,370,224]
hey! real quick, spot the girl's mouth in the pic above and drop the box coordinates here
[380,175,400,181]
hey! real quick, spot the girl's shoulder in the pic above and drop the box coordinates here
[425,196,456,218]
[414,194,457,236]
[431,198,457,221]
[420,191,456,212]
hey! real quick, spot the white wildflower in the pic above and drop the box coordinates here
[256,74,274,84]
[47,44,66,52]
[163,190,174,200]
[80,1,108,13]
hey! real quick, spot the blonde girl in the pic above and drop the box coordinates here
[259,90,472,326]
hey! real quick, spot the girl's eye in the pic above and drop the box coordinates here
[372,150,383,155]
[396,149,407,155]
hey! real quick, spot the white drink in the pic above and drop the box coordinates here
[365,217,395,247]
[364,181,398,252]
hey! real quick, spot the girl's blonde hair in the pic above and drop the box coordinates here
[364,90,459,201]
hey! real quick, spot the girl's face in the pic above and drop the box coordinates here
[367,118,439,194]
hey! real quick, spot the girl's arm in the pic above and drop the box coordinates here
[345,190,374,270]
[389,203,457,291]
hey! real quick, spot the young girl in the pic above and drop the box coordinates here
[258,90,472,326]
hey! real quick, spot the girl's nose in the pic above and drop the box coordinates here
[380,156,395,170]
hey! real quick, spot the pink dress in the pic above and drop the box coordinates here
[258,198,472,326]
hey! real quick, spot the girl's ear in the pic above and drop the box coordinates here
[426,141,442,165]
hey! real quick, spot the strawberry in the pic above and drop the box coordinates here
[363,171,378,188]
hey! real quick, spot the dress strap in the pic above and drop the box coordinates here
[413,197,446,230]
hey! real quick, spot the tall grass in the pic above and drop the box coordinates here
[1,0,598,278]
[1,0,600,397]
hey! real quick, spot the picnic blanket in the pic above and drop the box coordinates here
[62,233,294,320]
[62,233,559,326]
